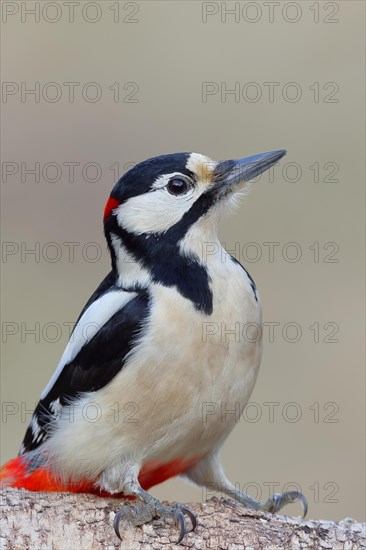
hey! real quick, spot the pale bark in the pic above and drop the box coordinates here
[1,489,365,549]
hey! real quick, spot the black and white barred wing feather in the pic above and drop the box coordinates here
[20,273,149,454]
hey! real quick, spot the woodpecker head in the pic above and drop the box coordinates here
[104,150,285,237]
[103,150,285,308]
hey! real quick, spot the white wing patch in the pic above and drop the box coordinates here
[49,398,62,417]
[28,416,44,446]
[30,416,41,439]
[40,289,137,399]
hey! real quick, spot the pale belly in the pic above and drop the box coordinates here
[45,261,262,490]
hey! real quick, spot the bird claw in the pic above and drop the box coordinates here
[113,503,152,540]
[113,507,124,540]
[176,505,197,544]
[113,501,197,544]
[180,505,197,531]
[262,491,308,518]
[113,506,136,540]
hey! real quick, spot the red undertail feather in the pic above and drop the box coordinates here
[1,455,200,496]
[0,456,99,495]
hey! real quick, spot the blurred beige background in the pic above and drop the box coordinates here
[1,0,365,523]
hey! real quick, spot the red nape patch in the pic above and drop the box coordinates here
[103,197,120,221]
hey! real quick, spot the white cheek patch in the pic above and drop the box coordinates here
[116,186,197,235]
[116,159,218,236]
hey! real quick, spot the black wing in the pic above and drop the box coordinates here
[20,279,150,454]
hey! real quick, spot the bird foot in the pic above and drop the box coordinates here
[261,490,308,518]
[114,500,197,544]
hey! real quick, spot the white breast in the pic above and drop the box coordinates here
[44,247,262,490]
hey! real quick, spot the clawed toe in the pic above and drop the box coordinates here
[114,505,141,540]
[113,502,197,544]
[175,505,197,543]
[113,503,153,540]
[181,505,197,532]
[263,491,308,518]
[113,507,125,540]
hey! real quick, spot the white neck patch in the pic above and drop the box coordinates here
[111,234,151,288]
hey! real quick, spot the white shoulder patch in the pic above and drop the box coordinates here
[40,289,136,399]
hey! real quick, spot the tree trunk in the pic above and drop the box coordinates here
[0,489,364,549]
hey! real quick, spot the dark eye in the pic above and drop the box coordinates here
[167,177,191,196]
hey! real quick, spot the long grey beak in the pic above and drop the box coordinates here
[213,149,286,189]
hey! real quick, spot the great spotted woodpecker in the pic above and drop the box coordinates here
[1,150,307,543]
